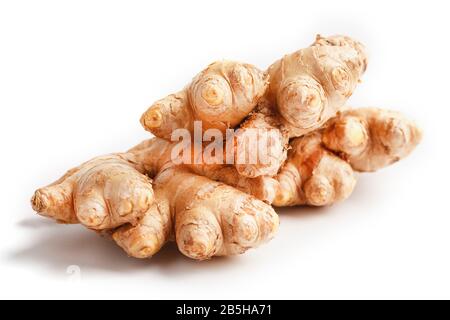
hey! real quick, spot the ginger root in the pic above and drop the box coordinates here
[266,35,367,135]
[140,35,367,179]
[31,34,422,262]
[113,167,278,260]
[322,108,423,172]
[31,154,154,229]
[232,35,368,178]
[124,104,423,207]
[140,60,268,139]
[32,150,278,260]
[271,133,356,206]
[216,107,422,206]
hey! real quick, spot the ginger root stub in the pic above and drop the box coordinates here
[140,60,268,139]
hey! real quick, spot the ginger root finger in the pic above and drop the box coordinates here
[272,133,357,206]
[155,167,279,260]
[233,99,289,178]
[31,168,79,223]
[322,108,423,172]
[140,61,268,139]
[268,34,367,133]
[31,154,154,230]
[112,191,171,259]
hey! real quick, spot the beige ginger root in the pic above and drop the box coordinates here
[321,107,423,172]
[140,60,268,139]
[31,154,155,229]
[140,35,367,179]
[270,133,357,206]
[267,35,367,134]
[30,106,421,259]
[225,107,421,205]
[133,107,421,206]
[30,34,423,263]
[31,151,279,260]
[229,107,422,205]
[114,167,278,260]
[234,35,368,177]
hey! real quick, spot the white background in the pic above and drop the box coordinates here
[1,0,449,299]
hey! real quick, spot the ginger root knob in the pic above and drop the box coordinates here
[201,83,224,106]
[141,107,163,129]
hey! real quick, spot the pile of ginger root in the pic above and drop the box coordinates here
[31,35,422,261]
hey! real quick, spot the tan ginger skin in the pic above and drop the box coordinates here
[31,155,155,228]
[32,107,421,260]
[234,35,368,178]
[140,60,268,139]
[31,34,422,261]
[141,35,368,178]
[32,153,279,260]
[266,107,422,206]
[322,108,422,172]
[114,167,279,260]
[127,107,422,206]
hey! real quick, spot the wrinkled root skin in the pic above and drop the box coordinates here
[31,154,154,230]
[271,133,357,206]
[232,34,368,178]
[140,60,268,140]
[322,108,423,172]
[156,168,279,260]
[31,156,279,261]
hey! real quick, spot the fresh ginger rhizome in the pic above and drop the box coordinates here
[32,35,421,261]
